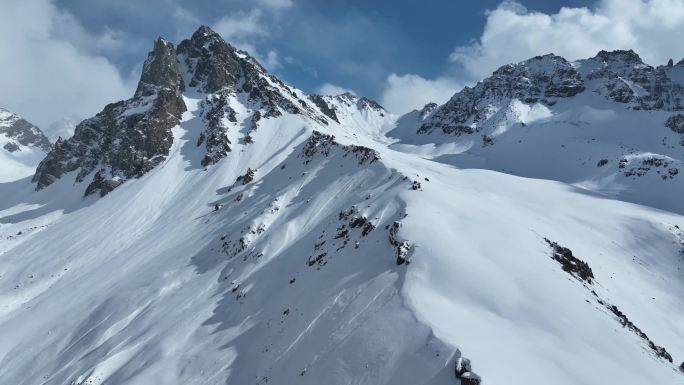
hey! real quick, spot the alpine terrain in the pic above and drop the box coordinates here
[0,26,683,385]
[0,108,51,182]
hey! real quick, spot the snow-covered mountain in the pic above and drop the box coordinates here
[0,107,51,182]
[389,51,684,214]
[1,27,683,385]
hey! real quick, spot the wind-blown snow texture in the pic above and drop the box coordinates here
[1,28,683,385]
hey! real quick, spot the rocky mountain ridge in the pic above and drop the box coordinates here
[32,26,387,197]
[0,108,51,153]
[418,50,684,136]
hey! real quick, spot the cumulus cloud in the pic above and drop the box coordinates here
[263,49,282,70]
[256,0,293,10]
[212,9,285,71]
[0,0,132,128]
[316,83,357,96]
[380,74,461,115]
[213,9,269,42]
[451,0,684,79]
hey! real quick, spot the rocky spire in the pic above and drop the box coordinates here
[135,38,183,97]
[33,38,186,196]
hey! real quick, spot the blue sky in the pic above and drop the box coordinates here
[53,0,594,98]
[2,0,684,127]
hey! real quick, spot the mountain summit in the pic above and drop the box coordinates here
[0,107,51,181]
[32,26,385,196]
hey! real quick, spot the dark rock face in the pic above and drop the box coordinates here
[419,54,584,135]
[235,168,256,185]
[545,239,594,283]
[419,49,684,138]
[388,221,411,265]
[583,50,684,110]
[357,97,385,113]
[419,102,438,118]
[136,38,184,97]
[666,114,684,134]
[176,26,330,165]
[603,303,673,362]
[308,94,339,124]
[33,39,186,196]
[199,92,235,166]
[3,142,20,152]
[0,108,52,153]
[177,25,303,118]
[177,26,241,94]
[30,26,386,196]
[618,156,680,180]
[454,357,481,385]
[301,131,380,166]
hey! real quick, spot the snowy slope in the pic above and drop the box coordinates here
[0,28,683,385]
[0,108,51,182]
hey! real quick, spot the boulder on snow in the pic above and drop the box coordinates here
[454,357,471,377]
[665,114,684,134]
[236,168,256,185]
[454,357,481,385]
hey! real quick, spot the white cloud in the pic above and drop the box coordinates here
[256,0,293,10]
[213,9,268,42]
[380,74,461,115]
[316,83,357,96]
[263,49,281,70]
[213,9,285,71]
[451,0,684,80]
[0,0,132,128]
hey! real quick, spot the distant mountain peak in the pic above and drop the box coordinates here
[418,48,684,137]
[594,49,644,65]
[0,108,51,153]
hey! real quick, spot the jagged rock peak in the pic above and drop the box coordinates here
[135,37,183,97]
[358,97,385,111]
[496,53,573,75]
[418,52,584,136]
[593,49,645,65]
[0,107,51,153]
[177,25,243,93]
[419,102,438,118]
[33,37,186,196]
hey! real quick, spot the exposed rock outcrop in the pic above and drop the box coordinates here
[33,38,186,196]
[454,357,482,385]
[544,239,594,283]
[419,54,584,135]
[301,131,379,165]
[419,50,684,138]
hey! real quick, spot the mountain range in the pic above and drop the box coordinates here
[0,26,683,385]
